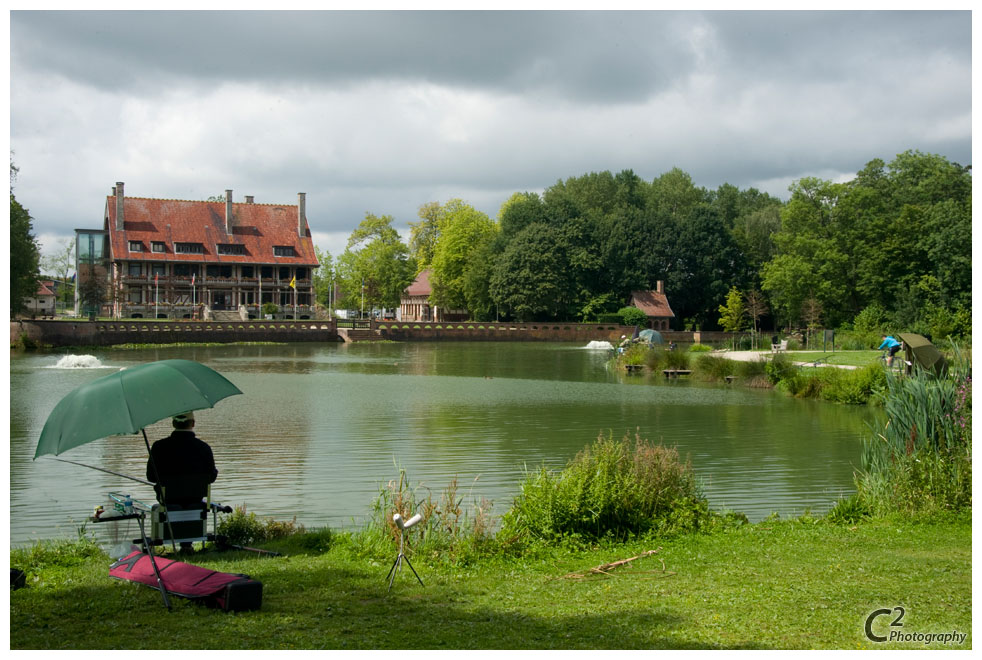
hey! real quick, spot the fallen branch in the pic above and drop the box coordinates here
[559,547,667,579]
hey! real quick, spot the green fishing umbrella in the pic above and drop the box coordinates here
[898,333,946,377]
[35,359,242,459]
[638,329,664,344]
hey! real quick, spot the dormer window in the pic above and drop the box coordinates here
[218,244,247,255]
[175,242,205,254]
[151,241,166,253]
[128,241,143,252]
[273,245,296,257]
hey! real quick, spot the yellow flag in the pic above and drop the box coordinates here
[289,275,296,289]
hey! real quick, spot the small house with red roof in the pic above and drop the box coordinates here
[78,182,319,319]
[628,281,675,330]
[23,281,57,318]
[399,269,468,322]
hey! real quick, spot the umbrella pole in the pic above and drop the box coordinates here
[143,430,179,553]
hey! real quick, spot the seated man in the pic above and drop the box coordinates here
[146,411,218,509]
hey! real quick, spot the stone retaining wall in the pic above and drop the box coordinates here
[11,319,337,347]
[12,319,732,347]
[377,321,633,342]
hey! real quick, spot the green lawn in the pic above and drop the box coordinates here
[762,350,882,368]
[10,516,971,650]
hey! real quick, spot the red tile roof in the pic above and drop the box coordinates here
[105,196,319,267]
[405,269,433,297]
[36,281,56,296]
[629,290,675,318]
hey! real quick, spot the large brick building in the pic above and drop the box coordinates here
[77,182,320,319]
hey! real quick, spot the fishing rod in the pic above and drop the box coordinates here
[46,456,154,486]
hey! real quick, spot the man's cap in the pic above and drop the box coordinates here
[173,411,195,423]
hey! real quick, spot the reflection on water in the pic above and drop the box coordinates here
[9,343,872,544]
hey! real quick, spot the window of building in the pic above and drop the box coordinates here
[151,241,166,253]
[279,267,291,280]
[128,241,143,252]
[217,243,246,255]
[128,263,142,277]
[173,264,199,278]
[241,266,255,278]
[296,267,308,280]
[260,266,273,279]
[175,242,205,254]
[273,245,296,257]
[206,265,232,278]
[151,264,166,276]
[128,291,142,303]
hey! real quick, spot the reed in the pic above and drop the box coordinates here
[856,343,972,515]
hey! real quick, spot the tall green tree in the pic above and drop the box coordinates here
[10,160,41,316]
[489,223,568,322]
[41,237,76,307]
[496,191,546,247]
[717,287,746,332]
[311,246,335,310]
[335,213,414,314]
[650,205,746,328]
[647,167,708,220]
[408,201,444,271]
[429,199,497,312]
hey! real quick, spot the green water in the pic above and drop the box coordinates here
[10,342,872,544]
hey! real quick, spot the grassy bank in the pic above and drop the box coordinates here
[10,513,970,650]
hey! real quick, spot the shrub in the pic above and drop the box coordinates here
[693,354,735,381]
[621,343,647,366]
[735,358,768,382]
[618,306,649,327]
[688,343,712,353]
[502,431,709,542]
[217,505,305,545]
[764,353,797,385]
[662,348,691,371]
[826,495,871,524]
[818,363,887,405]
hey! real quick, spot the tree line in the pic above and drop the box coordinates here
[318,150,971,337]
[11,151,970,339]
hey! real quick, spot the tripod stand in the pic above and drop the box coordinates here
[386,513,424,592]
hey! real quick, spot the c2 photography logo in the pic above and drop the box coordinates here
[864,607,968,646]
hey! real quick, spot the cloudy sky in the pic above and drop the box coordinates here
[9,9,973,264]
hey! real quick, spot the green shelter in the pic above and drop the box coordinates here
[898,333,946,377]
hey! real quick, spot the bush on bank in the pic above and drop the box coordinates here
[501,431,720,544]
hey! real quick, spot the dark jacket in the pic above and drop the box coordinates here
[146,430,217,506]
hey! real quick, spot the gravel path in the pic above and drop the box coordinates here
[710,350,859,369]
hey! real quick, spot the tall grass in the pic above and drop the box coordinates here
[501,430,710,543]
[856,343,972,515]
[693,354,736,381]
[354,470,497,564]
[762,353,886,404]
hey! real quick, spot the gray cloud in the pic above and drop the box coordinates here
[9,10,972,263]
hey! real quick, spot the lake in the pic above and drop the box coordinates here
[9,342,872,545]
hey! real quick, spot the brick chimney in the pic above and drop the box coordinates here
[297,192,306,238]
[115,182,125,230]
[225,189,233,234]
[656,280,665,294]
[245,195,254,204]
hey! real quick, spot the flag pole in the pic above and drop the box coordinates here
[154,273,159,319]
